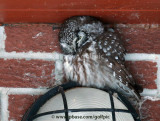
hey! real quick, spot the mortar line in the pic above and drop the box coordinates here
[0,52,56,61]
[141,88,158,97]
[0,52,160,61]
[0,87,48,95]
[0,86,158,97]
[0,26,6,52]
[125,53,159,61]
[1,89,9,121]
[156,56,160,95]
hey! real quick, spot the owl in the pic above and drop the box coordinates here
[54,16,142,107]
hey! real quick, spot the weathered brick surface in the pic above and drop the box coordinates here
[140,100,160,121]
[2,24,160,121]
[125,61,157,89]
[8,95,40,121]
[0,59,55,88]
[5,24,61,52]
[118,27,160,54]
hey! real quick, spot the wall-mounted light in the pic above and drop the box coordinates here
[22,82,141,121]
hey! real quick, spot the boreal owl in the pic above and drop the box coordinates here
[54,16,142,107]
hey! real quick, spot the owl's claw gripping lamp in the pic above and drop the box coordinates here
[21,81,141,121]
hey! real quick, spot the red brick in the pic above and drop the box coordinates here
[140,100,160,121]
[125,61,157,89]
[0,59,55,88]
[8,95,40,121]
[5,24,61,52]
[118,27,160,54]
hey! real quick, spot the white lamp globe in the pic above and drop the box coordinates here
[22,82,140,121]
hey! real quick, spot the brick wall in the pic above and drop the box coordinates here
[0,24,160,121]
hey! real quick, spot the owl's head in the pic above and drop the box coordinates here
[59,16,104,55]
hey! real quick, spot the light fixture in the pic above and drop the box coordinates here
[22,82,141,121]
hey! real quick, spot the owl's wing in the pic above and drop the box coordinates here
[102,57,141,101]
[76,31,142,96]
[96,31,126,64]
[95,31,137,88]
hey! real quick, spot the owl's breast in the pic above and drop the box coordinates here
[63,45,118,89]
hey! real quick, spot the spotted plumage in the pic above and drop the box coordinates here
[55,16,142,107]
